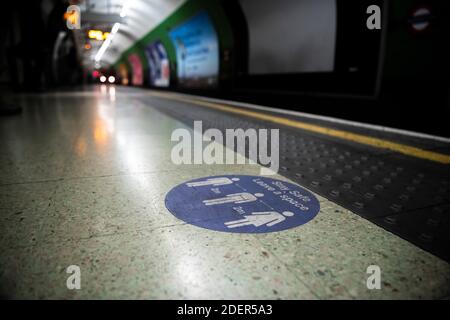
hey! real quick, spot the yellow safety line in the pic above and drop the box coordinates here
[150,91,450,164]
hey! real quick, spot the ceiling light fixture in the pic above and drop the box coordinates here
[94,22,121,63]
[120,1,130,18]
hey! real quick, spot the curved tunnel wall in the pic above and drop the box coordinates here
[110,0,449,136]
[113,0,234,89]
[113,0,387,95]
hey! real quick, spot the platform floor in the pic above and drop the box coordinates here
[0,85,449,299]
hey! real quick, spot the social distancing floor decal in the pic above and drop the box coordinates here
[165,175,320,233]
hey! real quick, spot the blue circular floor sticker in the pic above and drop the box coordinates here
[165,175,320,233]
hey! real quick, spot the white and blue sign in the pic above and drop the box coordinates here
[165,175,320,233]
[169,11,219,87]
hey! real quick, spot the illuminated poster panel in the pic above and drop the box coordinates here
[145,40,170,87]
[128,54,143,86]
[169,11,219,87]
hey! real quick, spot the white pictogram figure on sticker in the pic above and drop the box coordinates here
[225,211,294,228]
[202,192,263,206]
[186,177,240,187]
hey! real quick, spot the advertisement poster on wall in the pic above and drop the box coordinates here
[145,40,170,87]
[169,11,219,88]
[118,63,129,85]
[128,54,143,86]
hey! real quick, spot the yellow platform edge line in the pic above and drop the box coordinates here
[150,92,450,165]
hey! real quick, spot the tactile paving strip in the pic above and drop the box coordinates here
[145,97,450,262]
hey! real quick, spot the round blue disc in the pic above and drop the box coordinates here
[165,175,321,233]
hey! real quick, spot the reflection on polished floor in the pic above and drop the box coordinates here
[0,85,449,299]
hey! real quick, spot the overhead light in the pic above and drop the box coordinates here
[100,76,106,83]
[108,76,116,84]
[111,23,120,34]
[94,23,121,62]
[88,30,111,41]
[120,1,130,17]
[88,29,104,41]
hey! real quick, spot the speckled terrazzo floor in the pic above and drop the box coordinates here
[0,86,449,299]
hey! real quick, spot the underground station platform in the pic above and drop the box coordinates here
[0,86,449,299]
[1,0,450,304]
